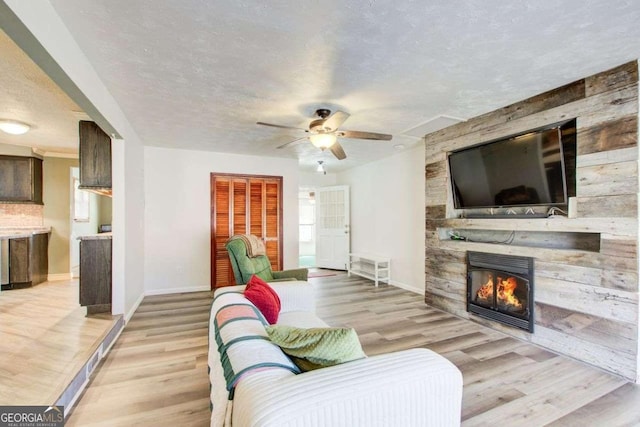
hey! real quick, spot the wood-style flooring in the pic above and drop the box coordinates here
[68,272,640,426]
[66,291,213,426]
[0,279,119,406]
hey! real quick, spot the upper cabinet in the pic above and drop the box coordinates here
[79,120,112,196]
[0,155,43,204]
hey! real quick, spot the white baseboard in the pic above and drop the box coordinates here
[145,285,211,296]
[48,272,72,281]
[125,291,145,324]
[390,280,423,295]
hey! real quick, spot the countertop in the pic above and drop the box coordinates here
[77,232,112,240]
[0,227,51,239]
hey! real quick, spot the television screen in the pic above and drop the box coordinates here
[448,121,575,209]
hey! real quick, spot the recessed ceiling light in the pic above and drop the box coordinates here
[0,120,31,135]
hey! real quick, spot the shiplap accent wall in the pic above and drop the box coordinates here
[424,61,639,381]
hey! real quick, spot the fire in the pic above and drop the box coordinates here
[496,276,523,310]
[474,273,523,311]
[476,274,494,301]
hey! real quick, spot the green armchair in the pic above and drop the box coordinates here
[225,237,308,285]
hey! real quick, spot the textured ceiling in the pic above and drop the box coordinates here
[0,28,86,155]
[4,1,640,172]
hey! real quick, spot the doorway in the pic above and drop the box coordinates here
[69,167,112,277]
[298,188,316,268]
[315,185,350,270]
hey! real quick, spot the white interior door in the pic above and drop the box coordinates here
[315,185,350,270]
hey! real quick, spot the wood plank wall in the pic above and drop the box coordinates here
[424,61,639,381]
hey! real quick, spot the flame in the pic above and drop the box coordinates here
[474,273,524,311]
[476,274,494,301]
[496,276,523,310]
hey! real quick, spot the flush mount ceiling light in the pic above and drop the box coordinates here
[309,133,337,149]
[0,120,31,135]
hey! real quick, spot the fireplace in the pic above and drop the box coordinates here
[467,252,534,332]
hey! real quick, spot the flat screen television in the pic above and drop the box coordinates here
[448,120,576,210]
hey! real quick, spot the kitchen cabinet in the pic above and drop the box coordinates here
[29,232,49,285]
[0,155,43,204]
[79,236,112,314]
[6,232,49,287]
[78,120,112,196]
[8,237,29,284]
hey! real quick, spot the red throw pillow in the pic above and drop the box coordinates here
[244,275,281,324]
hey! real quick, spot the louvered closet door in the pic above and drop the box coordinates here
[211,174,283,289]
[212,177,234,287]
[264,180,281,272]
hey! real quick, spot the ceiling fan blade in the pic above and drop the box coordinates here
[322,111,350,131]
[338,130,393,140]
[329,141,347,160]
[257,122,308,132]
[276,136,307,149]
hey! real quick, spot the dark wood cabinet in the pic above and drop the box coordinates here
[0,155,43,204]
[29,233,49,286]
[9,237,29,284]
[79,238,112,314]
[8,233,49,287]
[78,120,112,195]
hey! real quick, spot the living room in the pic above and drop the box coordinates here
[1,1,640,426]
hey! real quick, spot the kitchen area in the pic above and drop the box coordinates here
[0,124,120,409]
[0,119,114,313]
[0,24,123,412]
[0,153,50,289]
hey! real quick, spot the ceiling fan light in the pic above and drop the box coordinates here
[0,120,30,135]
[309,133,337,149]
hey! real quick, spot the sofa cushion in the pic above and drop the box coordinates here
[277,310,328,328]
[266,325,366,371]
[244,275,281,324]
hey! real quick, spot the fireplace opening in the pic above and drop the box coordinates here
[467,252,534,332]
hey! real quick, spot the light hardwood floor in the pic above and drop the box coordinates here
[66,291,213,426]
[0,279,119,406]
[68,273,640,426]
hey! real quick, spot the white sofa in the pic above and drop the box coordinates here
[209,281,463,427]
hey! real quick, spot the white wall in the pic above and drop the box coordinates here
[7,1,146,319]
[143,146,299,294]
[299,172,338,187]
[337,144,425,293]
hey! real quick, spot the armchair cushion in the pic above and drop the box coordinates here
[226,236,309,285]
[226,238,274,284]
[272,268,309,282]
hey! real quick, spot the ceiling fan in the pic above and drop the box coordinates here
[256,108,392,160]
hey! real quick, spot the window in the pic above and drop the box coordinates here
[299,203,315,242]
[73,178,90,222]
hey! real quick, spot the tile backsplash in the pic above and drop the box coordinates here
[0,203,44,227]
